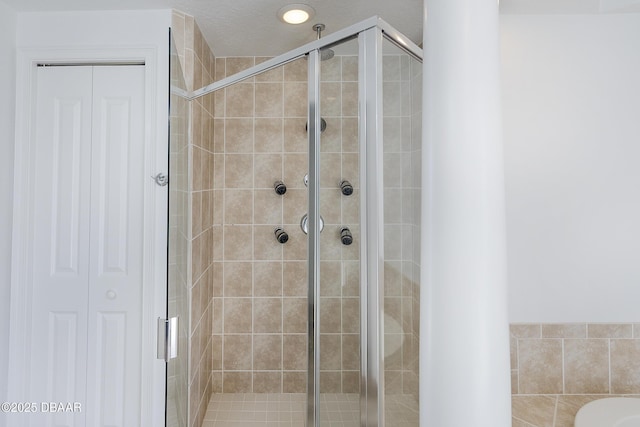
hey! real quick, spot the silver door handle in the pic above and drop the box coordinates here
[157,316,179,362]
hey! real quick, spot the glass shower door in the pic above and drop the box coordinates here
[381,36,422,427]
[314,36,362,426]
[166,32,189,427]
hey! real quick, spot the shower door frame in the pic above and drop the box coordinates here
[186,16,422,426]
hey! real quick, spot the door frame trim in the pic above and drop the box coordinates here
[9,46,168,427]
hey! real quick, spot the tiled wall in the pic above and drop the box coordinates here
[511,323,640,426]
[209,53,362,394]
[511,323,640,395]
[172,10,216,427]
[171,11,215,93]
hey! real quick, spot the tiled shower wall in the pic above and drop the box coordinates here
[172,10,217,427]
[209,54,362,394]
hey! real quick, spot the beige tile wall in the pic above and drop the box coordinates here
[210,53,362,394]
[511,323,640,395]
[511,323,640,426]
[172,11,215,92]
[172,10,216,427]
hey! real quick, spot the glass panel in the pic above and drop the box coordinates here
[382,37,422,427]
[203,56,308,424]
[167,31,190,427]
[318,37,361,426]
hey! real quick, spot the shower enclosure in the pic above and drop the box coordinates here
[167,16,422,427]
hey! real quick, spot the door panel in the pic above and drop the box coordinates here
[31,66,93,427]
[381,39,422,427]
[316,37,362,426]
[26,65,145,427]
[47,92,87,276]
[86,66,145,427]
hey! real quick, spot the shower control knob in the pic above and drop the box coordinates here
[274,180,287,195]
[340,180,353,196]
[340,227,353,245]
[274,227,289,244]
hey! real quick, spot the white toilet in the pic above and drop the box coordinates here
[574,398,640,427]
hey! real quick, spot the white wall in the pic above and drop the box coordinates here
[501,14,640,323]
[0,0,16,411]
[0,1,16,418]
[17,9,170,48]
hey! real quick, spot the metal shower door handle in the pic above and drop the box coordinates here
[157,316,179,362]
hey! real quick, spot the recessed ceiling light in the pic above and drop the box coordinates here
[277,4,315,25]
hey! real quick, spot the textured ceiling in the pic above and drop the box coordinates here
[3,0,640,57]
[2,0,423,57]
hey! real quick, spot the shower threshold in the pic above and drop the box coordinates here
[202,392,418,426]
[202,393,359,426]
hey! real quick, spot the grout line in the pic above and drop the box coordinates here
[516,338,520,394]
[608,338,612,394]
[551,394,558,427]
[561,338,565,395]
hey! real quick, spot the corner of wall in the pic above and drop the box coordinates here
[0,0,17,409]
[171,9,216,92]
[171,10,189,88]
[172,11,217,427]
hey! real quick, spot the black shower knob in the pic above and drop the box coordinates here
[274,227,289,244]
[340,180,353,196]
[274,180,287,195]
[340,227,353,245]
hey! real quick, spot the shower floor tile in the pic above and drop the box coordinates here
[202,392,418,426]
[202,393,360,426]
[202,393,304,427]
[384,394,420,426]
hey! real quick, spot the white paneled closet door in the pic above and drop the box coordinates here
[28,65,145,427]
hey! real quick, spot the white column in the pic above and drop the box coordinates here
[419,0,511,425]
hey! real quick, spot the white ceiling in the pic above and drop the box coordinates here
[3,0,640,57]
[500,0,640,14]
